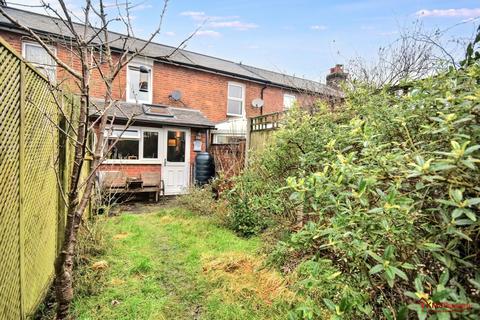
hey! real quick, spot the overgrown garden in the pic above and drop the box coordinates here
[207,35,480,319]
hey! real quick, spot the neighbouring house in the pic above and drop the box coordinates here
[0,6,344,195]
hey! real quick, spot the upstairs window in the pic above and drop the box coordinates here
[22,42,56,81]
[283,94,296,110]
[127,64,152,103]
[227,82,244,116]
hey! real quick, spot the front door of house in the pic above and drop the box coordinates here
[162,128,190,195]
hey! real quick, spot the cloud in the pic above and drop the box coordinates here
[129,4,154,12]
[311,25,327,31]
[180,11,257,30]
[180,11,207,20]
[462,17,480,23]
[163,31,176,36]
[208,21,258,30]
[378,30,398,36]
[196,30,221,37]
[415,8,480,18]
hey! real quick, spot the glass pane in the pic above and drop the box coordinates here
[139,71,149,92]
[167,131,185,162]
[227,99,242,115]
[284,95,296,109]
[143,131,158,158]
[24,44,56,80]
[108,139,139,160]
[128,67,139,99]
[128,67,149,102]
[228,84,243,99]
[25,44,55,66]
[214,134,244,144]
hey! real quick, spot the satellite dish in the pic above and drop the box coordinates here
[252,98,264,108]
[170,90,182,101]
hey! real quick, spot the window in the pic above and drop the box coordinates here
[107,129,140,160]
[127,64,152,103]
[143,131,158,158]
[283,94,296,110]
[213,134,245,144]
[227,82,245,116]
[167,130,186,162]
[22,42,56,81]
[105,128,160,161]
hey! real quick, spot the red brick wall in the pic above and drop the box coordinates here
[190,129,208,164]
[0,30,326,124]
[98,163,161,179]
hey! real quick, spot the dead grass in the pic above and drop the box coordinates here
[202,252,296,305]
[112,232,129,240]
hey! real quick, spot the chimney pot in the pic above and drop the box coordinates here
[326,64,347,88]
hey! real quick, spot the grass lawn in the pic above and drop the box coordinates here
[71,207,293,320]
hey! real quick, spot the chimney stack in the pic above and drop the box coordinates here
[326,64,347,88]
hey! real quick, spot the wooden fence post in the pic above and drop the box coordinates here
[18,61,26,320]
[245,117,252,167]
[57,95,67,253]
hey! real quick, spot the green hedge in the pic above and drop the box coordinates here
[226,60,480,319]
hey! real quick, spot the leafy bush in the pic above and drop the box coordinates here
[228,58,480,318]
[176,185,217,216]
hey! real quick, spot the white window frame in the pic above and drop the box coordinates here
[283,93,296,110]
[126,57,153,104]
[103,125,162,164]
[22,41,57,80]
[227,81,245,117]
[212,133,246,144]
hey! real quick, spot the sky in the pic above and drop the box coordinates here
[8,0,480,83]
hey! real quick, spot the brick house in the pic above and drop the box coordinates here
[0,7,344,195]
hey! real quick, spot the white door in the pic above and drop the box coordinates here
[162,128,190,195]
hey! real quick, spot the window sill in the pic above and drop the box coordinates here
[102,159,162,165]
[226,113,244,118]
[126,99,152,104]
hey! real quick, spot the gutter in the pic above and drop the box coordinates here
[260,83,268,115]
[88,114,216,129]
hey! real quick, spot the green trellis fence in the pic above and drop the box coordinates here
[0,36,77,319]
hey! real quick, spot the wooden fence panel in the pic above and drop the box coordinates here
[22,66,59,314]
[0,37,67,319]
[0,38,23,320]
[247,112,284,156]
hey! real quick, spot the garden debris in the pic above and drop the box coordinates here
[192,305,202,320]
[91,260,109,271]
[111,299,121,307]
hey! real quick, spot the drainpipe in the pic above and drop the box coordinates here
[205,129,210,151]
[260,83,268,115]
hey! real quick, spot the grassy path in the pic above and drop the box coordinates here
[72,208,292,320]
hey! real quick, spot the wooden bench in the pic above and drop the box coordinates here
[98,171,164,202]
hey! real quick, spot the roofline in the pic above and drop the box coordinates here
[0,7,342,97]
[88,114,215,129]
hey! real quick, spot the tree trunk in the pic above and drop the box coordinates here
[54,49,91,319]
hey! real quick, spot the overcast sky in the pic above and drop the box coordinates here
[8,0,480,83]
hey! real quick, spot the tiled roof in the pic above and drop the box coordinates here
[0,6,343,97]
[90,100,216,128]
